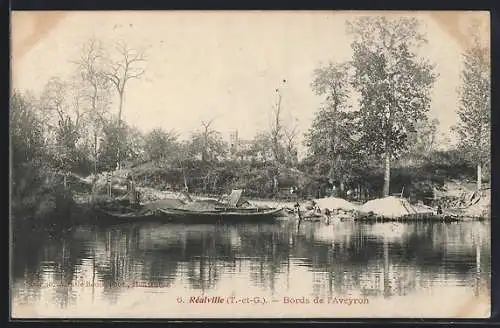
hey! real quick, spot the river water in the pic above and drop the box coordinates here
[11,219,491,318]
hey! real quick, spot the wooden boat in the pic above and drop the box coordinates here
[158,189,284,223]
[94,189,285,224]
[155,189,285,223]
[94,206,158,224]
[156,206,284,223]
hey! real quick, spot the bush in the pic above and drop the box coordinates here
[11,166,76,229]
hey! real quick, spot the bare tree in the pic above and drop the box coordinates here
[105,40,147,125]
[283,117,299,167]
[200,118,216,162]
[270,87,284,164]
[73,38,113,175]
[104,41,147,169]
[268,79,288,193]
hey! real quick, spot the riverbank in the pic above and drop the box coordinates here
[11,171,491,232]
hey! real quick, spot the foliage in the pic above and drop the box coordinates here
[248,132,274,164]
[11,92,45,165]
[125,126,146,163]
[454,23,491,181]
[97,119,124,171]
[345,16,437,195]
[405,118,439,155]
[348,16,437,158]
[11,92,47,206]
[307,61,382,195]
[189,122,228,162]
[422,150,476,181]
[11,92,77,225]
[142,128,178,162]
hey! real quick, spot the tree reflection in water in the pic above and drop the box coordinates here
[11,219,490,309]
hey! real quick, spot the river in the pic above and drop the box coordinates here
[11,219,491,318]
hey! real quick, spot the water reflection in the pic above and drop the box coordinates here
[11,220,490,316]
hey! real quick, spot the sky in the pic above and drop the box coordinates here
[11,11,490,157]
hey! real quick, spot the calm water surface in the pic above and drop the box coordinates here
[11,219,491,318]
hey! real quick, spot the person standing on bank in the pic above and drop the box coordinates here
[127,173,140,208]
[324,208,331,225]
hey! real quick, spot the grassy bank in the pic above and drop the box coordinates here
[10,161,491,232]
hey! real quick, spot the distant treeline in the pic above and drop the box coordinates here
[127,148,480,202]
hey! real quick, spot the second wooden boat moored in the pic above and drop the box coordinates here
[94,206,157,224]
[156,206,285,223]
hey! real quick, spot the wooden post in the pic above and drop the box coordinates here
[63,171,68,190]
[296,204,303,230]
[108,174,112,197]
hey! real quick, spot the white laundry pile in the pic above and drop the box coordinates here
[314,197,359,212]
[359,196,433,218]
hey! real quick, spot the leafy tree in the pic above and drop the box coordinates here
[96,119,122,171]
[189,120,228,162]
[39,77,84,181]
[306,62,360,194]
[347,16,437,196]
[402,118,440,165]
[184,121,228,193]
[250,132,274,164]
[247,131,282,192]
[11,91,45,164]
[97,120,144,171]
[125,126,145,163]
[10,91,48,208]
[454,22,491,190]
[174,140,195,190]
[305,108,361,195]
[143,128,179,163]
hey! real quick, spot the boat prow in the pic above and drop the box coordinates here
[94,206,157,224]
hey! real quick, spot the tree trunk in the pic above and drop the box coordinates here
[273,174,279,194]
[116,91,124,171]
[477,163,482,191]
[94,130,98,175]
[383,150,391,197]
[118,92,124,125]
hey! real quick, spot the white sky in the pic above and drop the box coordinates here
[11,11,490,156]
